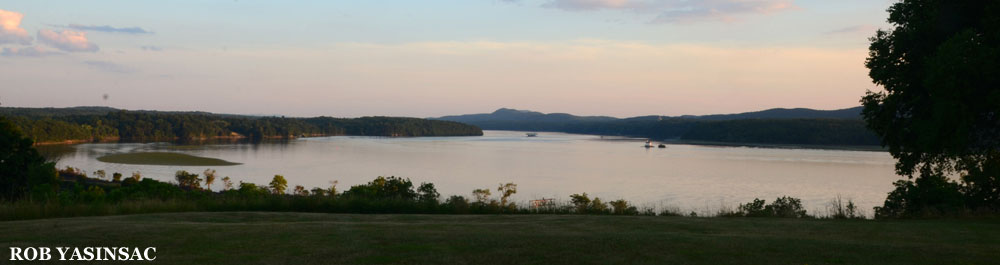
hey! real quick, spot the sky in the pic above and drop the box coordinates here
[0,0,893,118]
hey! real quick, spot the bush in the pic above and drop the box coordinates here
[738,198,768,217]
[735,196,808,218]
[829,196,863,219]
[417,182,440,204]
[444,195,470,214]
[609,199,638,215]
[175,170,202,190]
[767,196,807,218]
[875,174,966,218]
[343,176,416,200]
[238,182,270,197]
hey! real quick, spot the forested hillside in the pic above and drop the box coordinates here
[2,107,482,144]
[437,107,880,146]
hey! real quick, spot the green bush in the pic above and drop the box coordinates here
[343,176,417,200]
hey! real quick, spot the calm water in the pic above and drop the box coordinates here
[48,130,900,215]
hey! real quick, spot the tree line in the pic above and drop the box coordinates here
[469,118,881,146]
[1,108,483,143]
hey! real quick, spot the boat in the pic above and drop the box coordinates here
[644,140,654,148]
[658,144,666,148]
[526,132,538,137]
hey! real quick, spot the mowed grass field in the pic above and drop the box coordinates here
[2,212,998,264]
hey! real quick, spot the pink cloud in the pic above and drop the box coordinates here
[0,9,32,45]
[38,29,98,52]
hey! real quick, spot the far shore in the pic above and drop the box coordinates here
[33,130,887,152]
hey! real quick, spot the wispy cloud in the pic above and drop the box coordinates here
[64,24,153,34]
[825,25,878,35]
[83,60,134,73]
[141,45,163,51]
[543,0,655,11]
[0,9,32,45]
[38,29,99,52]
[1,46,59,57]
[537,0,798,23]
[651,0,797,23]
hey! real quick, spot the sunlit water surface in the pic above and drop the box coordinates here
[47,130,901,215]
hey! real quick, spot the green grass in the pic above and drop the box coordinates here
[96,152,240,166]
[2,212,998,264]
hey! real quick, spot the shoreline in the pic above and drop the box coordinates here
[34,130,886,152]
[488,130,887,152]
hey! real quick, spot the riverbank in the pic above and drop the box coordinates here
[657,139,887,152]
[2,212,997,264]
[569,131,886,151]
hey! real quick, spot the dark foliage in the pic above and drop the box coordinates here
[736,196,808,218]
[1,108,482,143]
[875,174,966,218]
[864,0,1000,216]
[174,170,202,190]
[0,117,59,201]
[343,176,418,200]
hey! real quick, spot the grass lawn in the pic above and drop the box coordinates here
[2,212,998,264]
[96,152,240,166]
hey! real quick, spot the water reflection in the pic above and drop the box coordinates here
[50,130,901,215]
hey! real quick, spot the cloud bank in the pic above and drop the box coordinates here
[38,29,99,52]
[0,9,32,44]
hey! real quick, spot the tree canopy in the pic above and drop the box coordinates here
[1,108,483,143]
[0,117,59,201]
[863,0,1000,213]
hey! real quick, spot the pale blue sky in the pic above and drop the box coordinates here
[1,0,893,117]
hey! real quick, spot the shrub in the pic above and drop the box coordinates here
[767,196,807,218]
[344,176,416,200]
[238,182,270,197]
[444,195,470,214]
[736,197,808,218]
[738,198,768,217]
[875,174,965,218]
[175,170,202,190]
[570,193,591,213]
[829,196,863,219]
[80,186,106,202]
[609,199,638,215]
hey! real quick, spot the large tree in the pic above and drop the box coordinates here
[0,117,59,201]
[863,0,1000,211]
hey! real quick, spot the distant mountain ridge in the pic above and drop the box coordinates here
[433,106,878,147]
[436,108,618,124]
[436,106,863,123]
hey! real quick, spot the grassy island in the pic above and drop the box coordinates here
[97,152,241,166]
